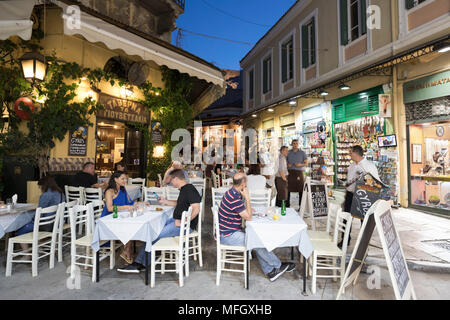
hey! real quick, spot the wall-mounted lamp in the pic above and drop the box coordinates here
[339,84,351,91]
[19,51,48,84]
[319,90,329,96]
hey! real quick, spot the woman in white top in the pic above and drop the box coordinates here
[246,164,267,190]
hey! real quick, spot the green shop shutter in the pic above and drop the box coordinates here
[282,44,287,83]
[360,0,367,35]
[263,60,268,93]
[340,0,348,46]
[333,104,345,122]
[311,17,316,65]
[405,0,415,9]
[302,24,309,69]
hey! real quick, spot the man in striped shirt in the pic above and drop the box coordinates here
[218,173,296,282]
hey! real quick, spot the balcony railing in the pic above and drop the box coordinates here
[173,0,185,10]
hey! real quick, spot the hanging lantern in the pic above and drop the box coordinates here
[14,97,35,120]
[19,52,48,83]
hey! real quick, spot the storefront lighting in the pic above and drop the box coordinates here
[289,100,296,106]
[252,114,257,118]
[267,108,274,112]
[339,84,351,91]
[120,86,133,98]
[319,90,329,96]
[19,51,48,83]
[154,145,165,158]
[434,42,450,53]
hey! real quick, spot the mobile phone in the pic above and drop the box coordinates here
[153,192,161,201]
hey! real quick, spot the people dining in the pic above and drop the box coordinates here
[218,173,296,282]
[117,169,201,273]
[16,176,66,252]
[72,162,107,189]
[162,160,189,186]
[246,164,267,190]
[101,171,136,264]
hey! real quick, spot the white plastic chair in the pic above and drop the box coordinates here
[65,186,85,204]
[307,209,353,294]
[212,206,248,288]
[151,207,192,288]
[143,187,166,204]
[6,203,64,277]
[68,203,115,282]
[84,187,103,203]
[307,202,341,242]
[165,186,180,201]
[57,199,79,262]
[249,189,272,208]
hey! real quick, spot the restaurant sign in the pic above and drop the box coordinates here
[97,93,150,124]
[68,126,88,156]
[403,70,450,104]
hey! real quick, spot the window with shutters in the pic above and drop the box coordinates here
[248,69,254,101]
[340,0,367,46]
[405,0,429,9]
[262,55,272,94]
[281,36,294,83]
[301,17,316,69]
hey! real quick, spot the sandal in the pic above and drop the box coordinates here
[120,252,133,264]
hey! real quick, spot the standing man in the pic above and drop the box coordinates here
[287,140,308,208]
[218,173,295,282]
[340,145,380,248]
[275,146,289,207]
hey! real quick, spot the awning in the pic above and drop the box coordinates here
[55,1,225,86]
[0,0,36,40]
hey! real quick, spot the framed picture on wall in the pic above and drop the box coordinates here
[412,144,422,164]
[96,141,110,154]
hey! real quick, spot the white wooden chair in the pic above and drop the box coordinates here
[65,186,85,204]
[57,199,79,262]
[90,200,119,260]
[249,189,272,208]
[189,178,206,222]
[143,187,166,204]
[211,171,221,188]
[68,203,115,282]
[165,186,180,201]
[151,207,192,288]
[307,209,353,294]
[6,203,64,277]
[220,171,227,182]
[212,206,248,288]
[84,187,103,203]
[157,173,163,187]
[128,178,145,201]
[187,205,203,268]
[211,187,229,208]
[307,202,341,242]
[222,178,233,187]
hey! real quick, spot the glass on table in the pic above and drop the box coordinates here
[6,198,12,211]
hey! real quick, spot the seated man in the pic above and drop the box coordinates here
[218,173,295,282]
[72,162,107,189]
[163,160,189,186]
[118,169,201,273]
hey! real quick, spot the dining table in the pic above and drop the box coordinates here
[245,207,313,295]
[91,205,174,285]
[0,203,38,239]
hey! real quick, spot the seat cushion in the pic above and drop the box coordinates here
[312,239,342,256]
[307,230,333,242]
[11,232,53,244]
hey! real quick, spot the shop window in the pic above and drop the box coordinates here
[262,55,272,94]
[302,18,316,68]
[405,0,429,9]
[281,36,294,83]
[340,0,367,46]
[248,69,254,100]
[409,122,450,214]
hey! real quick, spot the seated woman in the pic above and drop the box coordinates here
[101,171,136,264]
[16,176,66,252]
[247,164,267,190]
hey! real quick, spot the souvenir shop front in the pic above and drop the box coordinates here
[331,85,400,204]
[302,103,334,187]
[405,70,450,217]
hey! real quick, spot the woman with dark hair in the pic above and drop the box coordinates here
[101,171,136,263]
[16,176,66,252]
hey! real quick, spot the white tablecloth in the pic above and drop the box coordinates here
[245,207,313,259]
[91,206,174,253]
[0,203,37,239]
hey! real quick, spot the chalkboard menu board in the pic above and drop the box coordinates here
[378,209,410,298]
[350,174,383,219]
[348,214,376,276]
[68,126,88,156]
[310,183,328,218]
[152,121,162,144]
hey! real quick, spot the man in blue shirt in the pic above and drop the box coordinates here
[218,173,296,282]
[287,140,308,208]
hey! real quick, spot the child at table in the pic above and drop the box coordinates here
[102,171,136,264]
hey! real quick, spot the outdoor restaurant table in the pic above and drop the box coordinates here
[91,205,174,285]
[245,207,313,294]
[0,203,38,239]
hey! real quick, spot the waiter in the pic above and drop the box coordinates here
[287,139,308,208]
